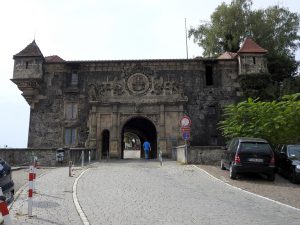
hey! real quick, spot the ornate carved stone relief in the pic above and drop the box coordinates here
[126,73,150,96]
[87,64,187,102]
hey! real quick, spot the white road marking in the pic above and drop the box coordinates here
[73,168,91,225]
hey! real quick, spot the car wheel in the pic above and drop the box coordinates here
[289,169,297,183]
[220,160,226,170]
[229,164,237,179]
[268,173,275,181]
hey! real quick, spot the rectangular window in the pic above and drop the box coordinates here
[71,72,78,86]
[205,65,213,86]
[253,57,256,64]
[65,128,77,145]
[65,103,78,120]
[66,71,79,88]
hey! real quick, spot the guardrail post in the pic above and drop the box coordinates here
[69,161,73,177]
[81,150,84,167]
[28,166,34,217]
[0,187,12,225]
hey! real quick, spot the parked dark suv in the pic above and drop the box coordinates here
[0,158,14,203]
[275,144,300,183]
[221,137,275,181]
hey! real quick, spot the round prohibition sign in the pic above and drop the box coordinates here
[180,115,192,127]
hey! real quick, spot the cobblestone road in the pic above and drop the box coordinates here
[77,160,300,225]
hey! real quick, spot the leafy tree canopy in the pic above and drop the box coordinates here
[189,0,300,81]
[218,93,300,146]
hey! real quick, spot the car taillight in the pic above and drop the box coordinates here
[234,154,241,164]
[269,156,275,166]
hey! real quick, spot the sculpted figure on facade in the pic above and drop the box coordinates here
[88,84,97,101]
[113,77,125,96]
[152,76,164,95]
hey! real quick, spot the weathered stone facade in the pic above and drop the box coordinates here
[11,38,268,159]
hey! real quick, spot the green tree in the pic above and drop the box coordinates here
[189,0,300,82]
[218,94,300,146]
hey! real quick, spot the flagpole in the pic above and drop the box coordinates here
[185,18,189,59]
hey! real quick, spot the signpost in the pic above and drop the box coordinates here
[180,115,191,164]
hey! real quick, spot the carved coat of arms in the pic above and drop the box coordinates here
[126,73,150,95]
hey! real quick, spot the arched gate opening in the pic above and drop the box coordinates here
[101,129,110,158]
[121,117,157,159]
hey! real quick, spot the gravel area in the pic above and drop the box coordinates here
[196,165,300,209]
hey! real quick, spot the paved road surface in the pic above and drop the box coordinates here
[77,160,300,225]
[9,160,300,225]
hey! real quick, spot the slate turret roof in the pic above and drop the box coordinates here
[13,40,44,58]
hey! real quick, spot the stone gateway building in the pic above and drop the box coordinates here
[11,38,268,159]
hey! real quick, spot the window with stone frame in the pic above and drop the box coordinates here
[66,71,79,87]
[65,102,78,120]
[64,128,77,145]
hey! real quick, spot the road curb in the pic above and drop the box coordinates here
[73,168,90,225]
[192,165,300,212]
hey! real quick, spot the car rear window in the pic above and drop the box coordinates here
[239,142,272,153]
[287,145,300,158]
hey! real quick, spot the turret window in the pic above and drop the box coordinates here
[25,61,29,69]
[253,57,256,64]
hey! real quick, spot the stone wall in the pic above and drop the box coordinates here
[174,146,223,165]
[0,148,96,166]
[27,59,239,150]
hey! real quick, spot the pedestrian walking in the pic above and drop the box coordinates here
[143,140,151,160]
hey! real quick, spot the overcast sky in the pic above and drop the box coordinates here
[0,0,299,148]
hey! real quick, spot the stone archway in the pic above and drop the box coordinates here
[121,117,157,159]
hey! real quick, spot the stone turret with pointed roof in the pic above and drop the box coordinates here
[11,40,45,107]
[237,37,268,75]
[13,40,44,59]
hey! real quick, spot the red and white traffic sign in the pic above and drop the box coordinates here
[180,126,191,133]
[180,115,192,127]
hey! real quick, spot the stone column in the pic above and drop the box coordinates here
[109,104,119,158]
[88,106,97,149]
[158,104,167,156]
